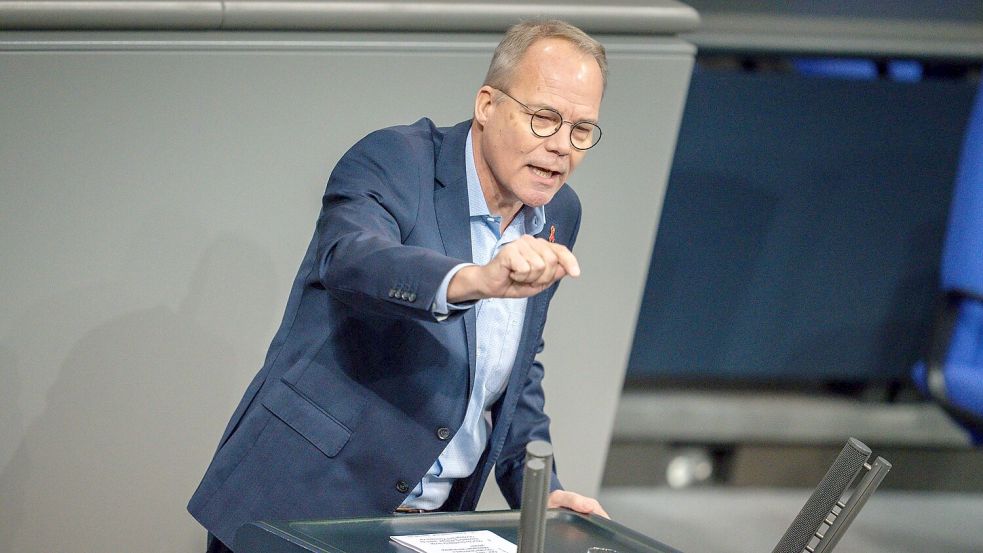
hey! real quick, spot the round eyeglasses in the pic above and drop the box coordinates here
[496,89,602,150]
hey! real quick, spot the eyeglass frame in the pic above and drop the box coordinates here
[493,88,602,151]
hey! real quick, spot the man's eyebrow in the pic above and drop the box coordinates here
[524,100,555,111]
[567,113,599,125]
[528,102,599,124]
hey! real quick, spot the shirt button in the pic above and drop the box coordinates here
[396,480,410,494]
[436,427,451,441]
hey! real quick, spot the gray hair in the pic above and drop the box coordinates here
[484,19,608,94]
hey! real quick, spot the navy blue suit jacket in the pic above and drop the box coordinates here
[187,118,582,547]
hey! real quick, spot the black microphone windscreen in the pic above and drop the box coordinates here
[771,438,871,553]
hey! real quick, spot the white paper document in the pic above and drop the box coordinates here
[390,530,517,553]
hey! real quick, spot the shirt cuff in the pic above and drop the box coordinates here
[432,263,478,321]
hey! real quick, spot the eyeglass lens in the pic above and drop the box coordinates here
[529,109,601,150]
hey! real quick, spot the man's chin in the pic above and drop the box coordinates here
[517,182,563,208]
[520,192,556,208]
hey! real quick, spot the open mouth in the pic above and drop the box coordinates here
[529,165,560,179]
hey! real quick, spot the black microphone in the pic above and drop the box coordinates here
[771,438,871,553]
[518,441,553,553]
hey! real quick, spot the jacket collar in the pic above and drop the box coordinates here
[434,120,473,263]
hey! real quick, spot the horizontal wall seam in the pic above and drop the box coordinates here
[0,1,701,34]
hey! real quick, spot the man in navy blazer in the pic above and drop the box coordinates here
[189,19,608,552]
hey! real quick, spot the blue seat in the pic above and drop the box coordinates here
[792,57,878,80]
[912,81,983,445]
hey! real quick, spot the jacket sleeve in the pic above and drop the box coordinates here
[314,126,465,321]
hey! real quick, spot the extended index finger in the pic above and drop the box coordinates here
[550,243,580,278]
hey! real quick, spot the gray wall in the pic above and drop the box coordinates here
[0,26,694,552]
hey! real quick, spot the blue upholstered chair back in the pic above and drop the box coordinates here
[913,81,983,444]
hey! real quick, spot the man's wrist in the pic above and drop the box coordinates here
[447,265,485,303]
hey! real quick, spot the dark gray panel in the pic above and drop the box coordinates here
[629,70,977,385]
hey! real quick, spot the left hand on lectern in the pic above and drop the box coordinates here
[548,490,610,518]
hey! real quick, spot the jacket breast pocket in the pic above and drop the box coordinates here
[261,383,352,458]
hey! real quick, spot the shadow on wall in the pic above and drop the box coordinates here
[0,346,23,459]
[0,236,279,553]
[0,345,24,528]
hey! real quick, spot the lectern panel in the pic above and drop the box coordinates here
[236,510,683,553]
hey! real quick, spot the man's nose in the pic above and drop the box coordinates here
[543,124,573,156]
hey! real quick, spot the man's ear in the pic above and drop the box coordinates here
[473,86,497,126]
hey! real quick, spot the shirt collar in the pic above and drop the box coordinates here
[465,129,546,236]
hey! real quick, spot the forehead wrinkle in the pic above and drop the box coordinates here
[532,80,601,123]
[519,71,600,123]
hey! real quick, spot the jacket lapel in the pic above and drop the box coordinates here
[434,120,477,393]
[482,220,553,473]
[503,216,553,400]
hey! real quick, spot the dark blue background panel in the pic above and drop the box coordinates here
[628,70,978,386]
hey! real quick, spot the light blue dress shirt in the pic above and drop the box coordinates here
[401,130,546,509]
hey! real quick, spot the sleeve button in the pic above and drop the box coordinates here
[436,427,451,440]
[396,480,410,494]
